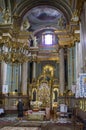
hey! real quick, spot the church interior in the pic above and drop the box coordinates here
[0,0,86,130]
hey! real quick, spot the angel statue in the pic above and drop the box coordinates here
[2,9,11,24]
[21,18,30,31]
[71,10,79,22]
[30,33,38,47]
[33,36,38,47]
[57,16,65,29]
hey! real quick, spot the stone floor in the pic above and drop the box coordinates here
[0,114,83,130]
[0,114,48,129]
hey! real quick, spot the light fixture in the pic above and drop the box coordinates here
[0,31,31,94]
[0,33,30,64]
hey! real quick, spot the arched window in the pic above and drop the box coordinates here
[45,34,52,45]
[42,31,58,45]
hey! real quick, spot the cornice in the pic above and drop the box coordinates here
[55,19,80,48]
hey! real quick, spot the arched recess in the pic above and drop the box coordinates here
[32,88,37,101]
[12,0,72,23]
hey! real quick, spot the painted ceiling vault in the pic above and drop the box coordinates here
[24,6,66,31]
[0,0,83,32]
[0,0,84,61]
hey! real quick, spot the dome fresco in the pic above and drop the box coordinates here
[29,6,61,21]
[23,6,66,31]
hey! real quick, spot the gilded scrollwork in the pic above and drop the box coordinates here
[38,82,50,107]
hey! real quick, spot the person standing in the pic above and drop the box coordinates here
[17,99,24,120]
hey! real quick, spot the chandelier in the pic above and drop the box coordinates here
[0,30,31,94]
[0,33,30,64]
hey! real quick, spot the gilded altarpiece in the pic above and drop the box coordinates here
[30,65,59,110]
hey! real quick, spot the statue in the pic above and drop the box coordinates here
[71,10,79,22]
[30,33,38,47]
[2,9,11,24]
[21,18,30,31]
[33,36,38,47]
[57,16,65,29]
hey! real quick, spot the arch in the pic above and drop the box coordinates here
[12,0,72,23]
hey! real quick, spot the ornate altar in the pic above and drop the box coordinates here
[38,81,50,108]
[30,65,59,110]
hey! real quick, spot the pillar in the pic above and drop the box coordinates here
[59,48,65,95]
[68,48,72,90]
[32,61,36,80]
[1,62,8,94]
[21,62,28,95]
